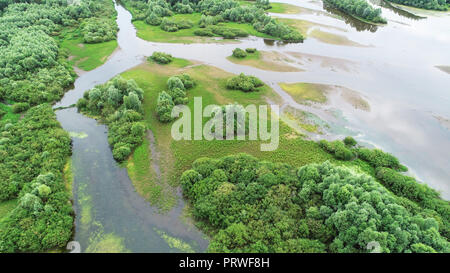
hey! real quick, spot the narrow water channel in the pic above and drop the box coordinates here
[55,1,450,252]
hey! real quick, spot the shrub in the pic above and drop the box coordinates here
[357,148,403,170]
[245,48,257,53]
[343,136,357,147]
[232,48,247,58]
[226,73,264,92]
[156,91,175,123]
[318,139,355,161]
[145,12,162,25]
[160,17,178,32]
[176,19,194,29]
[167,76,185,91]
[113,144,131,161]
[148,51,173,64]
[12,102,30,113]
[194,28,215,37]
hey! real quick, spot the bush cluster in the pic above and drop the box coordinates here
[148,51,174,64]
[81,17,118,43]
[156,73,195,122]
[232,48,247,58]
[77,76,146,162]
[226,73,264,92]
[318,139,355,161]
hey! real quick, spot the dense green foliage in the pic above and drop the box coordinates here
[181,153,449,252]
[0,0,118,105]
[0,105,73,252]
[156,73,195,122]
[387,0,448,11]
[148,51,174,64]
[76,76,146,161]
[226,73,264,92]
[81,17,118,43]
[319,138,450,241]
[124,0,303,42]
[324,0,387,24]
[232,48,247,58]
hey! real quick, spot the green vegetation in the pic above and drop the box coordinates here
[0,0,119,105]
[319,137,450,240]
[0,105,73,252]
[81,17,118,43]
[279,83,328,104]
[232,48,248,58]
[226,73,264,92]
[268,2,303,14]
[0,199,17,220]
[181,153,449,253]
[324,0,387,24]
[387,0,448,11]
[0,103,19,124]
[148,51,174,64]
[122,0,303,43]
[76,76,146,162]
[156,73,195,122]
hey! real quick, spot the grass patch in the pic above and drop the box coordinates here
[0,103,19,123]
[269,3,303,14]
[227,50,301,72]
[133,12,277,44]
[58,27,118,71]
[63,158,74,199]
[0,199,17,220]
[279,82,328,104]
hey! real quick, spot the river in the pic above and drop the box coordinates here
[54,1,450,252]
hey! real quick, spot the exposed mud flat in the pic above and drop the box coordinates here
[286,51,357,72]
[227,50,303,72]
[435,65,450,74]
[433,115,450,130]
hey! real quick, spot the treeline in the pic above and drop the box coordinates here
[76,76,146,162]
[0,0,117,105]
[123,0,304,42]
[324,0,387,24]
[181,153,449,252]
[0,105,73,252]
[387,0,448,11]
[319,137,450,239]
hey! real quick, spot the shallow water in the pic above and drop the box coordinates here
[55,0,450,252]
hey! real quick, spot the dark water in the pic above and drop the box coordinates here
[55,0,450,252]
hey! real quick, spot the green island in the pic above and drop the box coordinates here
[386,0,449,11]
[323,0,387,24]
[121,0,304,43]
